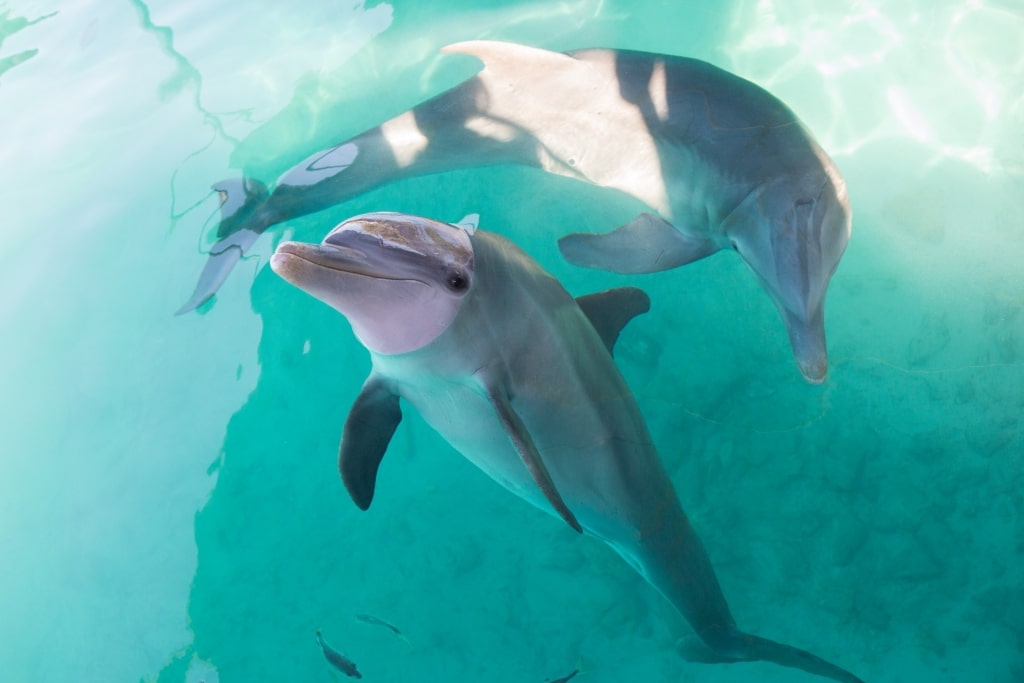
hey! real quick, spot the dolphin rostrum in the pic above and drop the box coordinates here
[180,40,851,383]
[270,212,863,682]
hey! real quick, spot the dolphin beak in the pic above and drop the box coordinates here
[781,307,828,384]
[272,239,420,286]
[271,241,368,277]
[175,228,262,315]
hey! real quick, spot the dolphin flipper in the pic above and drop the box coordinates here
[559,212,718,274]
[485,384,583,534]
[339,376,402,510]
[575,287,650,355]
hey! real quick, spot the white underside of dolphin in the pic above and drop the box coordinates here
[270,212,864,683]
[180,40,851,384]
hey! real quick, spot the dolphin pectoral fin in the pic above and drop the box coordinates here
[485,385,582,533]
[575,287,650,355]
[558,213,718,274]
[339,377,402,510]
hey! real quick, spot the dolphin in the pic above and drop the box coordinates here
[315,629,362,679]
[179,40,850,382]
[270,211,864,683]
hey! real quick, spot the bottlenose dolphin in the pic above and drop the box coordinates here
[180,40,851,383]
[270,212,863,683]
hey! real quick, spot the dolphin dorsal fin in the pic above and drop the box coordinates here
[454,213,479,234]
[575,287,650,355]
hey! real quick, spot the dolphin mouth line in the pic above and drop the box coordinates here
[275,241,423,284]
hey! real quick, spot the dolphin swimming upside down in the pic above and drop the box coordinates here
[181,40,851,383]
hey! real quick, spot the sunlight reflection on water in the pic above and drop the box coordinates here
[724,0,1024,175]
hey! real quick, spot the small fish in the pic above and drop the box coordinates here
[546,659,584,683]
[315,630,362,679]
[354,613,412,647]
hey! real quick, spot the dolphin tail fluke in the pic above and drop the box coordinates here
[175,178,270,315]
[739,631,864,683]
[679,629,864,682]
[210,177,270,239]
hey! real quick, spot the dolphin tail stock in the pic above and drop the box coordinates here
[642,510,865,683]
[175,177,270,315]
[681,627,865,683]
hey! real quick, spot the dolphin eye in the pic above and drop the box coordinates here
[445,270,469,292]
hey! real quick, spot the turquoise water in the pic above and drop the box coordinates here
[1,1,1022,681]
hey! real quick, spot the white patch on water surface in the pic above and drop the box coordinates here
[723,0,1024,174]
[303,339,311,355]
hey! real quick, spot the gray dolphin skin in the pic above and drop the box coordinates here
[270,212,863,683]
[181,40,850,383]
[315,629,362,679]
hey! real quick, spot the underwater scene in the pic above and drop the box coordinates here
[1,0,1021,681]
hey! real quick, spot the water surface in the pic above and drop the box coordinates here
[1,1,1021,681]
